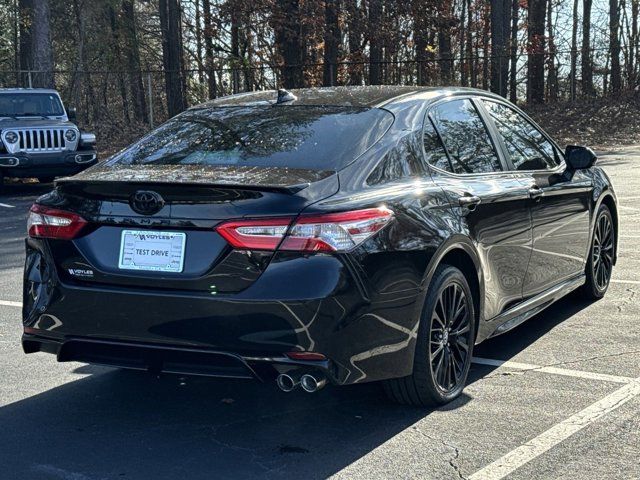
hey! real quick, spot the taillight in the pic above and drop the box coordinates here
[27,204,88,240]
[215,207,393,253]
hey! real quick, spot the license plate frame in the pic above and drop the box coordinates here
[118,229,186,273]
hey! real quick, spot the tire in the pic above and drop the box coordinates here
[383,264,476,407]
[37,177,56,184]
[582,204,615,300]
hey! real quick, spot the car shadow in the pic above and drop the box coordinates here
[0,292,593,479]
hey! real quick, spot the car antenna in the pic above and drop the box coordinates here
[277,89,297,104]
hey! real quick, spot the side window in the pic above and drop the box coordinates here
[430,99,502,174]
[483,100,561,171]
[423,118,453,172]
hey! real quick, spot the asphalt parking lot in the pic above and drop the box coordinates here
[0,149,638,480]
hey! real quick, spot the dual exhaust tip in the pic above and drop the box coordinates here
[276,371,327,393]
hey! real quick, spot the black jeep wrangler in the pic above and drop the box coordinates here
[0,88,97,186]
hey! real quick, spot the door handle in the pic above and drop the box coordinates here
[529,185,544,201]
[458,195,481,209]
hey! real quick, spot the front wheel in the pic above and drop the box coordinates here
[383,265,476,407]
[582,204,615,299]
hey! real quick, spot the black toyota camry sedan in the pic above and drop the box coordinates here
[22,86,618,406]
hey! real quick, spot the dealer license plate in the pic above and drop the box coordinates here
[118,230,186,273]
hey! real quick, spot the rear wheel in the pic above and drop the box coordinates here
[37,176,56,184]
[383,265,476,407]
[582,204,615,299]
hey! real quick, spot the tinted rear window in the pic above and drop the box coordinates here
[106,106,393,171]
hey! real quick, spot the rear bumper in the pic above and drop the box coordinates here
[22,334,331,382]
[23,241,425,386]
[1,150,97,178]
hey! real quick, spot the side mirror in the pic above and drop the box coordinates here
[565,145,597,170]
[66,107,77,122]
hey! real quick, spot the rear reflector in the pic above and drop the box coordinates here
[28,204,88,240]
[285,352,327,361]
[215,207,393,253]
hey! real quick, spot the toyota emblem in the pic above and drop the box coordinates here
[130,191,165,215]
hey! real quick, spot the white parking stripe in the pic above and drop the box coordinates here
[472,357,634,384]
[610,279,640,285]
[469,378,640,480]
[0,202,15,208]
[0,300,22,308]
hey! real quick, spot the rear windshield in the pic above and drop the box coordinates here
[0,93,64,117]
[106,106,393,171]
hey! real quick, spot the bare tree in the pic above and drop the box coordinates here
[570,0,579,101]
[509,0,519,102]
[323,0,340,86]
[610,0,622,92]
[272,0,303,88]
[582,0,594,96]
[490,0,510,97]
[369,0,383,85]
[527,0,546,103]
[159,0,186,116]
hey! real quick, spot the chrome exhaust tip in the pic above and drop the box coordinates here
[300,373,327,393]
[276,373,300,392]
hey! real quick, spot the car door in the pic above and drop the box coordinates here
[481,99,592,298]
[424,97,533,320]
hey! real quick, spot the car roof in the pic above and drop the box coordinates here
[195,86,503,109]
[0,88,60,95]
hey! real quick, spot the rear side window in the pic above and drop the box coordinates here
[483,100,561,171]
[423,118,452,172]
[106,106,394,171]
[430,99,502,174]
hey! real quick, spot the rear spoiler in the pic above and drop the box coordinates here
[57,164,336,195]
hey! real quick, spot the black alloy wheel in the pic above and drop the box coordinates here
[383,264,476,407]
[429,281,472,394]
[583,204,615,299]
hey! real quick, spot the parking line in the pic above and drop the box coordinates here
[610,279,640,285]
[472,357,634,384]
[469,378,640,480]
[0,300,21,308]
[0,202,15,208]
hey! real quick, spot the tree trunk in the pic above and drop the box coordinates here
[527,0,546,104]
[437,1,453,84]
[632,0,639,86]
[272,0,303,89]
[481,2,490,90]
[509,0,519,102]
[202,0,217,98]
[108,5,131,123]
[30,0,54,88]
[459,0,467,86]
[159,0,186,117]
[323,0,340,86]
[490,0,510,97]
[581,0,594,96]
[369,0,383,85]
[610,0,622,93]
[121,0,148,123]
[570,0,579,101]
[345,0,363,85]
[546,0,558,101]
[467,0,476,87]
[412,0,430,85]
